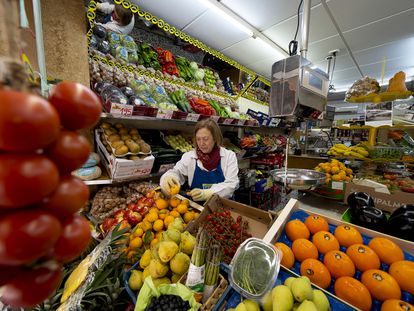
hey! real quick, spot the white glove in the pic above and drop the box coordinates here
[189,189,214,202]
[160,175,180,195]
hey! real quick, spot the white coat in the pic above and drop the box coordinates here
[96,2,135,35]
[160,147,239,199]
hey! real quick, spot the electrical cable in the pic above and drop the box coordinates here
[288,0,304,56]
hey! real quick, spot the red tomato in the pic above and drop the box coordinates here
[52,215,92,263]
[0,154,59,207]
[48,82,101,130]
[0,90,60,152]
[1,265,62,308]
[0,209,62,265]
[0,265,22,286]
[46,131,91,174]
[40,176,90,218]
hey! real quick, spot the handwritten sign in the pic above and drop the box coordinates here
[110,103,133,116]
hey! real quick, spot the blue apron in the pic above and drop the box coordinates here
[190,159,225,190]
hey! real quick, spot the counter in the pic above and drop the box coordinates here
[296,192,348,221]
[287,154,328,169]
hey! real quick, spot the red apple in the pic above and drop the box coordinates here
[127,212,142,226]
[145,198,155,207]
[114,210,125,221]
[127,203,137,211]
[119,220,131,231]
[102,218,116,232]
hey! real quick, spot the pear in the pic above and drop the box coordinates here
[164,229,181,244]
[296,300,318,311]
[261,291,272,311]
[291,277,313,303]
[284,277,296,289]
[169,252,190,275]
[153,277,171,288]
[244,299,260,311]
[128,270,143,291]
[312,290,330,311]
[271,285,294,311]
[180,231,196,255]
[158,241,179,263]
[148,259,169,278]
[140,249,152,269]
[234,302,247,311]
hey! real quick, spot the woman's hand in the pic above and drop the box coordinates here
[160,175,180,194]
[189,189,213,202]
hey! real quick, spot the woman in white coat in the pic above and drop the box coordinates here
[160,119,239,202]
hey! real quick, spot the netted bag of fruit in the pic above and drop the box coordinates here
[0,82,101,308]
[90,186,127,222]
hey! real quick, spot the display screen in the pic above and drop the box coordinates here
[309,73,323,90]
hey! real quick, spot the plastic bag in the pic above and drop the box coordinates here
[115,46,129,63]
[128,49,139,64]
[130,79,149,95]
[121,35,137,50]
[134,277,200,311]
[108,32,121,45]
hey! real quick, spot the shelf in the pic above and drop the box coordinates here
[241,94,269,107]
[84,179,113,186]
[84,172,164,186]
[334,124,414,130]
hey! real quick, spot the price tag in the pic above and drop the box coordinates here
[157,109,174,119]
[110,103,133,116]
[237,119,246,125]
[223,118,234,125]
[211,116,220,122]
[331,181,345,190]
[186,113,200,122]
[132,167,151,175]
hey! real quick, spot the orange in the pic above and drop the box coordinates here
[292,239,318,262]
[381,299,414,311]
[164,215,174,227]
[133,227,144,238]
[274,242,295,269]
[129,237,143,249]
[156,198,168,210]
[312,231,339,254]
[149,207,159,214]
[153,219,164,232]
[193,212,200,219]
[300,258,331,289]
[368,237,404,265]
[334,276,372,311]
[183,211,195,224]
[304,215,329,234]
[181,199,190,206]
[346,244,380,272]
[147,212,159,223]
[170,210,180,218]
[169,197,180,208]
[361,269,401,301]
[158,210,169,220]
[389,260,414,295]
[150,238,159,248]
[169,185,180,196]
[334,225,363,247]
[323,250,355,279]
[177,204,188,214]
[285,219,310,241]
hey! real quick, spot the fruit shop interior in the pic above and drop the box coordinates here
[1,0,414,311]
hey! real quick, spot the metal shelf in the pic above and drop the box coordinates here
[83,172,164,186]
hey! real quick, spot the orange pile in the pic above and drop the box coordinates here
[277,213,414,311]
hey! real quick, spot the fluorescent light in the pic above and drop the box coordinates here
[198,0,253,36]
[255,37,285,60]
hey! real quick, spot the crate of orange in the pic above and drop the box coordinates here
[312,159,354,200]
[263,198,414,311]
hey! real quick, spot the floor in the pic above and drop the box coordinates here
[297,192,348,220]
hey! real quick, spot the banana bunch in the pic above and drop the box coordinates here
[327,144,369,160]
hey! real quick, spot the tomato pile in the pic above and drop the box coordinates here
[203,208,251,263]
[0,82,101,308]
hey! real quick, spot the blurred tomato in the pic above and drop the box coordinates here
[52,215,92,263]
[0,265,22,286]
[0,154,59,207]
[46,131,91,174]
[0,209,62,265]
[49,82,101,130]
[41,176,89,218]
[1,265,62,308]
[0,90,60,152]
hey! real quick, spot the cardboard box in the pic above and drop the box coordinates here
[343,182,414,213]
[95,130,155,181]
[185,195,275,239]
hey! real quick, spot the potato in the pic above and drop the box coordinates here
[100,122,111,129]
[129,155,140,161]
[127,142,140,153]
[131,134,141,141]
[118,128,129,135]
[121,135,131,141]
[114,145,129,156]
[108,134,121,143]
[111,141,125,149]
[129,129,139,135]
[114,123,125,129]
[140,142,151,154]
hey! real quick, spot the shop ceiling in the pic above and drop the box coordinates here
[132,0,414,92]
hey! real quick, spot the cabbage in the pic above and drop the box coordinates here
[193,69,205,81]
[189,62,199,70]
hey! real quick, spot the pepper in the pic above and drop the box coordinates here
[386,204,414,241]
[350,206,388,233]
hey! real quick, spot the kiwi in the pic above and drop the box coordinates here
[118,128,129,135]
[121,135,131,141]
[129,129,139,135]
[108,134,121,143]
[131,134,141,141]
[111,141,125,149]
[140,142,151,153]
[127,142,140,153]
[114,145,129,156]
[114,123,125,129]
[100,122,111,129]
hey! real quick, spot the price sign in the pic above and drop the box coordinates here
[110,103,133,116]
[211,116,220,122]
[223,118,234,125]
[186,113,200,122]
[132,167,151,176]
[157,109,174,119]
[331,181,345,190]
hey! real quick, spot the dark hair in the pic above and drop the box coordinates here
[194,119,223,146]
[115,4,133,26]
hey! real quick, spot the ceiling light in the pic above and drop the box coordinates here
[255,37,286,60]
[198,0,253,36]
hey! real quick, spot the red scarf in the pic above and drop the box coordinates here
[196,146,221,171]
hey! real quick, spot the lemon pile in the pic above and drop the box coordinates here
[315,159,353,184]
